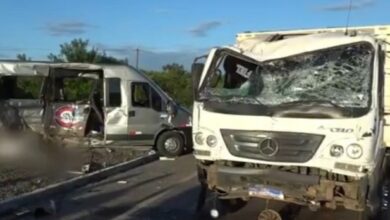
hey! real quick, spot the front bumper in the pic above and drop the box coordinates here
[199,162,368,211]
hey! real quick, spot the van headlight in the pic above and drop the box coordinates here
[330,145,344,157]
[195,132,204,145]
[206,135,218,147]
[346,144,363,159]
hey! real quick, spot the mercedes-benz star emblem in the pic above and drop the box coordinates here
[259,138,279,157]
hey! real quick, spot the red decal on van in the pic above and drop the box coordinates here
[54,105,78,128]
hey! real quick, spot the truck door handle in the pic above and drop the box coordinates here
[128,110,135,117]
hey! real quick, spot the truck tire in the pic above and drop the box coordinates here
[363,154,390,220]
[156,131,184,157]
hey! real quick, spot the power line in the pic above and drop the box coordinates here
[135,48,140,70]
[345,0,353,35]
[0,47,53,51]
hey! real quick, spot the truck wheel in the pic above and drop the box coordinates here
[258,209,282,220]
[363,174,390,219]
[156,131,184,157]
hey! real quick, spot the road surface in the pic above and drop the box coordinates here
[29,154,361,220]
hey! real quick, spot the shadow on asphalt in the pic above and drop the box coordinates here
[48,173,173,220]
[124,185,363,220]
[125,185,209,220]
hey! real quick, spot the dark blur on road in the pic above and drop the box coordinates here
[34,154,361,220]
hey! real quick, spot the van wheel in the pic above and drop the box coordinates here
[156,131,184,157]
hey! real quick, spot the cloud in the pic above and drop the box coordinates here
[319,0,375,11]
[95,43,209,70]
[41,21,97,36]
[188,21,222,37]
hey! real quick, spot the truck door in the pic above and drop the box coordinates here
[104,78,128,141]
[127,81,165,145]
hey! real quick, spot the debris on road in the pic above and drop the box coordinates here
[117,180,128,184]
[159,157,176,161]
[0,146,150,202]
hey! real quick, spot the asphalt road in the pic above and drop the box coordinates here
[29,154,362,220]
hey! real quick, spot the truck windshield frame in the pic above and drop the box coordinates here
[198,42,375,118]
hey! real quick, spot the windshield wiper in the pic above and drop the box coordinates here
[201,96,265,106]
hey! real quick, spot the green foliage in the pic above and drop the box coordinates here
[62,78,95,101]
[48,38,127,64]
[145,63,193,107]
[16,77,44,99]
[16,53,31,61]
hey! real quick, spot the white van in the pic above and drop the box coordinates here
[0,61,192,157]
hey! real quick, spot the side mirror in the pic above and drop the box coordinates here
[191,63,204,100]
[166,101,177,116]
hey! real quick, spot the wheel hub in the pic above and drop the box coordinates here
[258,209,282,220]
[164,137,179,152]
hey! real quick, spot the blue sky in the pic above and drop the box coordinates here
[0,0,389,70]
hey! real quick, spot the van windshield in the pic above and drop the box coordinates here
[199,42,374,118]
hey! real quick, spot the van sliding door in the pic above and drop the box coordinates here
[127,81,164,145]
[104,78,128,141]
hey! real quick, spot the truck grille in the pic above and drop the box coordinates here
[221,129,324,163]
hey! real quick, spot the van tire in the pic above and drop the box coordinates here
[156,131,184,157]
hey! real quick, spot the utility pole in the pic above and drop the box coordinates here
[135,48,140,70]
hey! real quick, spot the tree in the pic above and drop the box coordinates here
[16,53,31,61]
[48,38,127,64]
[145,63,193,107]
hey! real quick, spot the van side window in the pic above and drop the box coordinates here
[107,78,121,107]
[0,76,44,100]
[132,82,150,108]
[151,88,162,111]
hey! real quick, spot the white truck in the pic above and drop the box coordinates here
[192,25,390,219]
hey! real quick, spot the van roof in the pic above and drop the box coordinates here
[0,61,138,80]
[0,61,174,102]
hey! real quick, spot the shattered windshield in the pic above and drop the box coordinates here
[199,42,374,112]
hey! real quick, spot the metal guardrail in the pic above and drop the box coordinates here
[0,151,159,216]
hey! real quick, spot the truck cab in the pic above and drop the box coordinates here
[192,25,390,218]
[0,62,192,157]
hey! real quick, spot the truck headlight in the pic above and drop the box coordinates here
[330,145,344,157]
[206,135,217,147]
[195,132,204,145]
[346,144,363,159]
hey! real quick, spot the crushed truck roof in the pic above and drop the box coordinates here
[229,32,377,62]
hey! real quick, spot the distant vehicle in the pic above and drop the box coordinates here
[0,61,192,157]
[192,25,390,219]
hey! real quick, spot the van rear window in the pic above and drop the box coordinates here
[0,76,44,99]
